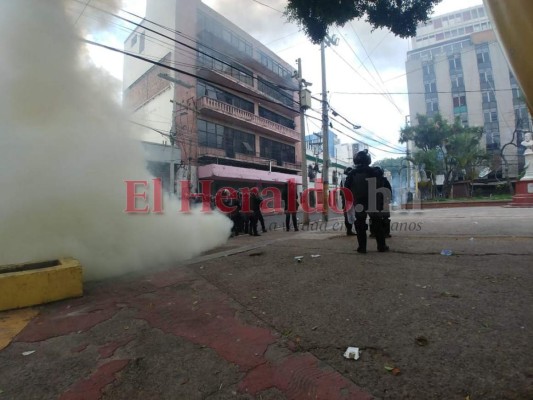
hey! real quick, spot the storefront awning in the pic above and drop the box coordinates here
[198,164,302,185]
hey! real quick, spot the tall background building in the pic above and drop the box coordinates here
[405,4,531,178]
[123,0,302,196]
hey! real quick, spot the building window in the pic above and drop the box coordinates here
[257,77,295,108]
[258,51,294,81]
[197,81,254,113]
[453,94,466,108]
[426,100,439,113]
[424,81,437,93]
[515,106,531,130]
[449,55,462,71]
[197,119,255,154]
[198,119,224,149]
[258,106,295,129]
[482,91,495,103]
[197,46,254,87]
[451,75,464,90]
[197,11,253,57]
[232,129,256,154]
[479,71,494,84]
[510,71,518,85]
[484,110,498,123]
[260,137,295,165]
[485,131,500,151]
[477,51,490,64]
[422,62,434,77]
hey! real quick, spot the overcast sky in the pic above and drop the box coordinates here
[77,0,484,161]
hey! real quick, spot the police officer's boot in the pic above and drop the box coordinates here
[373,217,389,252]
[355,223,367,254]
[385,217,391,238]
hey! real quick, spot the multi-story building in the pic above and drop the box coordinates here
[405,4,531,177]
[123,0,302,196]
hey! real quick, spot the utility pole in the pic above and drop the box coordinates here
[297,58,311,226]
[320,35,339,221]
[404,115,412,200]
[320,41,329,221]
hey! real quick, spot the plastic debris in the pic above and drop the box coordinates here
[310,254,321,258]
[384,364,400,375]
[415,336,429,346]
[343,347,360,360]
[469,237,475,242]
[294,256,304,263]
[22,351,35,356]
[440,249,453,256]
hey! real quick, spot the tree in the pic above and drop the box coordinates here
[284,0,442,44]
[399,113,485,197]
[373,156,404,175]
[399,113,449,151]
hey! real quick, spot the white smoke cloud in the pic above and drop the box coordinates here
[0,0,231,280]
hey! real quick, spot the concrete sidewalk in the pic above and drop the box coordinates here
[1,207,532,399]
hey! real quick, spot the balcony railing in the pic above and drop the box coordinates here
[197,146,302,172]
[197,146,270,167]
[197,96,300,142]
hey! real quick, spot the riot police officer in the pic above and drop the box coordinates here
[345,150,390,253]
[369,167,392,238]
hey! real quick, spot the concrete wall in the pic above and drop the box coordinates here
[123,0,177,89]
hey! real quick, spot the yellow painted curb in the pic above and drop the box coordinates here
[0,258,83,312]
[0,308,39,351]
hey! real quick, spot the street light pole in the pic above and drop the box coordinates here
[297,58,310,226]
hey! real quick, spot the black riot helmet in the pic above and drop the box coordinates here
[353,149,371,166]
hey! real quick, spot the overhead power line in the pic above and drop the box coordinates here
[304,111,405,155]
[82,38,300,114]
[72,0,299,108]
[308,95,404,152]
[250,0,284,13]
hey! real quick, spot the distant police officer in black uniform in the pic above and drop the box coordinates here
[345,150,390,253]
